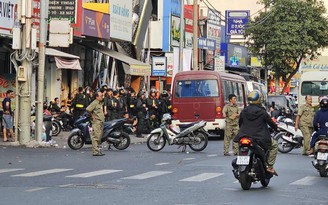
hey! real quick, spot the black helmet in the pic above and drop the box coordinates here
[247,90,262,105]
[161,90,169,97]
[320,97,328,109]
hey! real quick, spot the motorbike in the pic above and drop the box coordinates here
[67,114,131,151]
[312,135,328,177]
[232,136,274,190]
[52,113,75,136]
[146,113,208,152]
[273,116,303,153]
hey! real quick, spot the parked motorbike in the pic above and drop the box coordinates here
[67,114,131,150]
[232,136,274,190]
[312,135,328,177]
[52,113,75,136]
[273,117,303,153]
[146,113,208,152]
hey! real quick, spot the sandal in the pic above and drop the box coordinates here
[266,167,278,176]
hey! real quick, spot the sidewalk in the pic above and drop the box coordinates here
[0,131,148,148]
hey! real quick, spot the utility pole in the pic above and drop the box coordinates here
[35,0,49,142]
[179,0,184,72]
[192,0,198,70]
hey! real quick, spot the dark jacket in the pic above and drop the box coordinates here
[234,104,277,149]
[313,108,328,135]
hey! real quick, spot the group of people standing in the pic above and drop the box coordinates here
[222,91,328,176]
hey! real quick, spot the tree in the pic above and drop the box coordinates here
[245,0,328,94]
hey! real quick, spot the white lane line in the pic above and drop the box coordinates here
[179,173,224,182]
[25,187,49,192]
[290,176,320,186]
[0,168,24,174]
[12,169,73,177]
[66,169,122,178]
[207,154,218,157]
[155,162,169,166]
[122,171,172,180]
[183,158,195,161]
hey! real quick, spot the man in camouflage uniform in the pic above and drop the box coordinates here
[222,94,241,156]
[86,91,105,156]
[295,95,315,155]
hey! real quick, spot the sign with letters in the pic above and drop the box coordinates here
[198,38,216,50]
[226,10,249,36]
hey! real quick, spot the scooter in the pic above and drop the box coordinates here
[146,113,208,152]
[52,113,75,136]
[312,135,328,177]
[67,114,131,151]
[232,136,274,190]
[273,117,303,153]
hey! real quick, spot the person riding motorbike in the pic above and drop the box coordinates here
[308,97,328,155]
[234,90,279,176]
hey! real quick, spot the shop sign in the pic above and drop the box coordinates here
[0,0,17,35]
[226,10,249,36]
[110,0,132,41]
[49,0,77,23]
[152,57,167,76]
[82,9,110,40]
[171,15,181,47]
[198,38,216,50]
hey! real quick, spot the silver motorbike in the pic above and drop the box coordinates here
[146,114,208,152]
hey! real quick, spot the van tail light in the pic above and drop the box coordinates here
[240,137,252,145]
[172,107,178,119]
[215,106,222,118]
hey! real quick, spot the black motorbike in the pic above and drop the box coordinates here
[52,113,75,136]
[232,136,273,190]
[67,115,131,150]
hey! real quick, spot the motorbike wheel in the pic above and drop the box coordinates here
[319,165,328,177]
[147,133,166,151]
[67,133,85,150]
[52,120,61,136]
[113,132,131,150]
[276,132,294,153]
[189,131,208,152]
[239,167,252,190]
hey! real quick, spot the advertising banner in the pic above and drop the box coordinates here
[165,53,174,77]
[215,56,225,72]
[226,10,249,36]
[0,0,17,35]
[49,0,77,23]
[171,15,181,47]
[152,57,167,76]
[110,0,132,41]
[82,9,110,39]
[171,0,181,16]
[198,38,216,50]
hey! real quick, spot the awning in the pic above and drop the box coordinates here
[54,57,82,70]
[45,48,80,59]
[81,42,151,76]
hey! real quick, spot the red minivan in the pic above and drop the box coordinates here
[171,70,247,137]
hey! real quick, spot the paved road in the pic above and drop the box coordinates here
[0,138,327,205]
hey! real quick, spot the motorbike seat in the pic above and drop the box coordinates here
[178,121,199,129]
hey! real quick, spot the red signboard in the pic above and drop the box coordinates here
[184,5,193,33]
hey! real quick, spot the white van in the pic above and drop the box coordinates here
[298,71,328,106]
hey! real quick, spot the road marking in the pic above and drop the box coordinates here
[183,158,195,161]
[290,176,320,186]
[155,162,169,166]
[12,169,73,177]
[122,171,172,180]
[179,173,224,182]
[25,187,49,192]
[207,154,218,157]
[0,168,24,174]
[66,169,122,178]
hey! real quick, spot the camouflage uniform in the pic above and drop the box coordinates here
[86,99,105,155]
[223,104,241,155]
[297,104,315,154]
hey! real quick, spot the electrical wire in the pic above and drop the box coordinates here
[200,0,225,21]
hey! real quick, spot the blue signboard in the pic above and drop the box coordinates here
[226,10,250,36]
[198,38,216,50]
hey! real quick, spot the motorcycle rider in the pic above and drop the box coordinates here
[234,90,279,176]
[308,97,328,155]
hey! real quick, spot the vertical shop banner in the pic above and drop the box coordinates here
[215,56,225,72]
[110,0,132,41]
[171,0,181,16]
[152,57,167,76]
[32,0,40,39]
[0,0,17,35]
[171,15,181,47]
[82,9,110,39]
[165,53,174,77]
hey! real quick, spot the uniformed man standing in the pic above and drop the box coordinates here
[86,91,105,156]
[222,94,241,156]
[295,95,315,155]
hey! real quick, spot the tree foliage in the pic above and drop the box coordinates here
[245,0,328,93]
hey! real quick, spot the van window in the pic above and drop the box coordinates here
[222,81,244,103]
[175,79,219,98]
[301,81,328,96]
[236,83,244,103]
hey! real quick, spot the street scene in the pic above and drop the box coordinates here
[1,0,328,204]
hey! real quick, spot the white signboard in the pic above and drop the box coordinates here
[0,0,17,35]
[110,0,132,41]
[215,56,225,72]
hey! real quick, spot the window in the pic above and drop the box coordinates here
[301,81,328,96]
[175,79,218,98]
